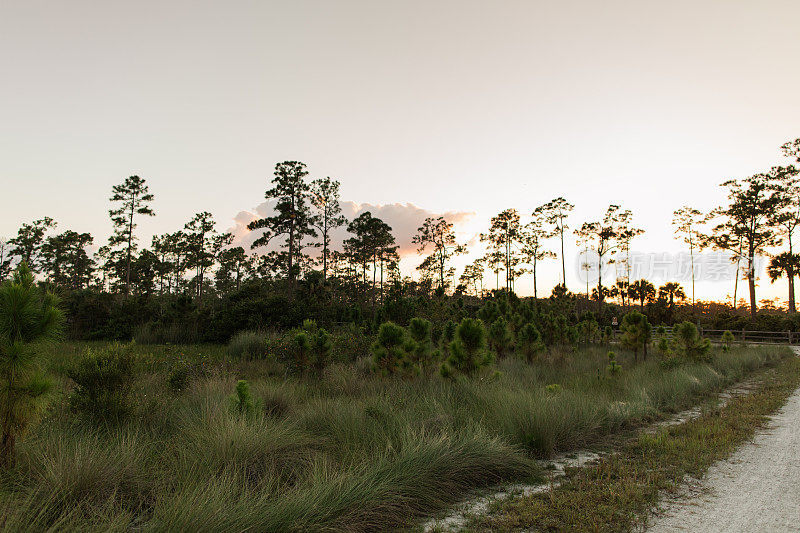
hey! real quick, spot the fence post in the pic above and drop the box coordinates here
[742,328,746,342]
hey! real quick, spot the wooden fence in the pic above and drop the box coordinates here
[697,328,800,345]
[633,326,800,345]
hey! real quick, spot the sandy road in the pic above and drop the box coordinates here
[647,348,800,533]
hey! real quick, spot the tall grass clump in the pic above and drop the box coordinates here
[227,330,269,360]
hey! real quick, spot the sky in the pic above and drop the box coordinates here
[1,0,799,303]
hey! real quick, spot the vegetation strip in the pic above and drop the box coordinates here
[467,353,800,532]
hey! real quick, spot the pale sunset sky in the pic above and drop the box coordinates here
[1,1,799,302]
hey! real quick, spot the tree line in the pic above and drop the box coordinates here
[1,138,798,321]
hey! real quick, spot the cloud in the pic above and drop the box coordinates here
[225,200,474,259]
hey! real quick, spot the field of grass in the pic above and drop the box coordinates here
[0,341,790,531]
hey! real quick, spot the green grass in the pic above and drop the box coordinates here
[467,352,800,532]
[0,342,791,531]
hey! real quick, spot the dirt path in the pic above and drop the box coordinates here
[647,349,800,533]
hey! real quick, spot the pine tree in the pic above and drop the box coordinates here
[0,263,63,468]
[7,217,57,275]
[413,217,466,293]
[441,318,493,378]
[108,176,155,296]
[310,177,347,281]
[481,209,524,293]
[248,161,317,299]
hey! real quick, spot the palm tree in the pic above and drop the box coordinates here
[767,252,800,311]
[658,282,687,309]
[614,279,630,310]
[0,263,63,467]
[659,282,686,321]
[628,279,656,310]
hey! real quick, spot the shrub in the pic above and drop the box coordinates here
[721,330,735,352]
[68,343,137,422]
[539,312,574,346]
[516,323,543,362]
[169,362,192,392]
[371,322,414,376]
[488,317,514,358]
[0,263,63,468]
[407,318,435,370]
[227,330,268,360]
[673,321,711,362]
[576,318,600,344]
[477,301,500,324]
[606,351,622,375]
[168,359,209,392]
[656,336,671,356]
[294,323,333,375]
[620,311,651,361]
[441,320,457,347]
[603,325,613,344]
[544,383,562,394]
[230,380,258,416]
[441,318,493,378]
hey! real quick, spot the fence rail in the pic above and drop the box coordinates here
[631,326,799,345]
[698,328,800,345]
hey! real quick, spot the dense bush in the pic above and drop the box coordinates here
[371,322,415,376]
[0,263,64,468]
[68,343,137,422]
[293,320,333,374]
[516,323,543,362]
[673,321,711,362]
[721,330,735,351]
[407,317,437,370]
[620,311,651,361]
[488,316,514,358]
[441,318,494,378]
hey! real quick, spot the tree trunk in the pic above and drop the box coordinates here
[747,254,757,319]
[689,235,695,306]
[560,225,566,287]
[125,198,135,296]
[733,256,740,310]
[372,254,376,311]
[789,239,796,313]
[288,222,295,300]
[322,223,328,281]
[596,254,604,314]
